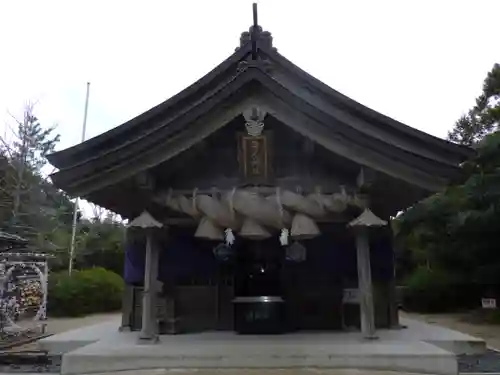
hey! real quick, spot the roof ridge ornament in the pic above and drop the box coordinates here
[238,3,275,52]
[235,4,275,75]
[251,3,259,59]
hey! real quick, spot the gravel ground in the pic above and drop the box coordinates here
[459,349,500,373]
[0,354,60,373]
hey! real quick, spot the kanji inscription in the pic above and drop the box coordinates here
[239,134,270,182]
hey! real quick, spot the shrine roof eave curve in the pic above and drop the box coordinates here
[49,66,469,200]
[47,42,255,170]
[265,49,474,158]
[47,37,473,172]
[47,32,475,200]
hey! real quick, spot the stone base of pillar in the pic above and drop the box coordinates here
[391,323,408,329]
[165,317,182,334]
[120,285,134,332]
[118,325,131,332]
[137,334,160,345]
[388,280,400,329]
[389,317,402,329]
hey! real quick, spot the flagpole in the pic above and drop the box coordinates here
[69,82,90,275]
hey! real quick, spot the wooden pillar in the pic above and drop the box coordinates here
[355,227,377,339]
[128,211,163,344]
[152,239,162,334]
[120,228,135,332]
[388,228,401,328]
[388,276,400,328]
[119,285,133,332]
[349,208,387,340]
[389,227,402,328]
[165,285,180,334]
[138,229,158,342]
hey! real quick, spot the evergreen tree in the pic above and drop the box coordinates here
[448,63,500,145]
[396,63,500,311]
[0,105,62,238]
[0,103,126,273]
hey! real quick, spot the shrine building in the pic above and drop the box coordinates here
[47,5,473,342]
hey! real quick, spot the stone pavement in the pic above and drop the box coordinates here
[7,312,120,352]
[4,312,495,374]
[90,371,440,375]
[0,370,443,375]
[45,313,121,335]
[404,311,500,351]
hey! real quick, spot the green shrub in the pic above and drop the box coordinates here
[75,246,125,277]
[402,266,462,312]
[48,267,124,317]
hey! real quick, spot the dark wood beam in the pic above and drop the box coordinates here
[302,138,315,156]
[356,167,376,192]
[135,171,156,192]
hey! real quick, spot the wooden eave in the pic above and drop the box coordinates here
[262,48,474,162]
[48,35,474,200]
[47,43,254,170]
[51,65,253,185]
[266,58,463,168]
[50,69,262,194]
[51,66,465,198]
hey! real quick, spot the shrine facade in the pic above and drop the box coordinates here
[48,5,473,342]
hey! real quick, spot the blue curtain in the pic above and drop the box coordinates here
[123,229,217,285]
[123,226,393,285]
[123,240,145,284]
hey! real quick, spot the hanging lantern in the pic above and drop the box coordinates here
[279,228,289,246]
[286,241,307,262]
[213,243,234,262]
[239,218,271,240]
[290,213,320,240]
[195,217,224,240]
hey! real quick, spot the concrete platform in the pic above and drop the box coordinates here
[398,317,486,355]
[38,316,121,354]
[60,333,456,375]
[0,371,457,375]
[39,316,486,375]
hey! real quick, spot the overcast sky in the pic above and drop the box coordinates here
[1,0,499,154]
